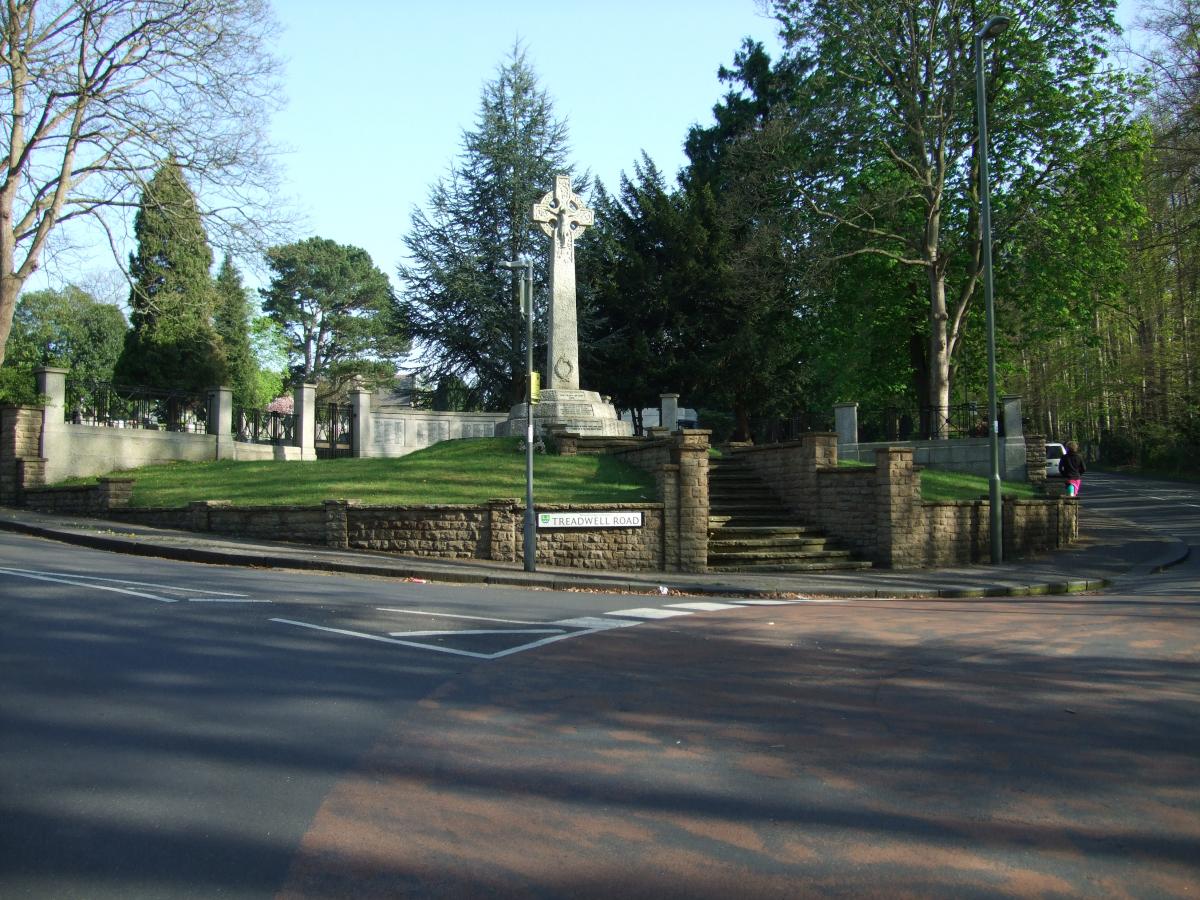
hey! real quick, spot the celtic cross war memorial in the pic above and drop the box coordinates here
[500,174,630,438]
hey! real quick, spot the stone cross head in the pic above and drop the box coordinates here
[531,175,593,260]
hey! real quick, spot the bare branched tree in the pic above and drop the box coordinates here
[0,0,286,365]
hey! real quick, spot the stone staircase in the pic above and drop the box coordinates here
[707,456,872,573]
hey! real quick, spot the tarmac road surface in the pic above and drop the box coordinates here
[1,471,1197,898]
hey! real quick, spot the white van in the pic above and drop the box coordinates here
[1045,442,1067,478]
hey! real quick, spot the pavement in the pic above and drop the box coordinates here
[0,503,1188,599]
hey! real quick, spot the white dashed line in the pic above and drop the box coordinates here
[377,608,554,625]
[388,628,564,637]
[0,567,178,602]
[668,602,742,611]
[187,597,272,603]
[605,607,694,619]
[554,616,642,629]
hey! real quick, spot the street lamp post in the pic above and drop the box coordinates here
[501,258,537,572]
[975,14,1009,564]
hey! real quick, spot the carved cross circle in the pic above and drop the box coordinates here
[531,175,594,254]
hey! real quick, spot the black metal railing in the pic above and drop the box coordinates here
[234,407,295,445]
[751,411,836,444]
[314,403,353,458]
[857,402,1000,442]
[65,379,209,433]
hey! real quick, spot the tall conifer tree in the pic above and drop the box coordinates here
[214,255,258,407]
[398,45,579,410]
[115,160,225,392]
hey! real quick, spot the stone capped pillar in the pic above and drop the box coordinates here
[34,366,67,478]
[875,447,919,568]
[673,429,710,573]
[209,386,235,459]
[834,402,858,448]
[294,383,317,461]
[660,393,680,431]
[351,384,373,458]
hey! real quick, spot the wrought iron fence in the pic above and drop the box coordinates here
[64,379,209,433]
[314,403,353,458]
[751,411,836,444]
[857,402,999,442]
[234,407,295,445]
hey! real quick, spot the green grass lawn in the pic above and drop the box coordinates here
[839,459,1038,502]
[917,468,1038,502]
[90,437,657,508]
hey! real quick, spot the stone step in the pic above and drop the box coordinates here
[708,514,803,527]
[708,499,790,512]
[709,525,826,538]
[708,559,874,573]
[709,496,783,508]
[708,547,853,562]
[708,536,832,552]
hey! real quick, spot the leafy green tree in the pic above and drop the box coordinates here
[4,286,126,384]
[114,160,225,392]
[0,0,282,368]
[770,0,1133,418]
[261,237,405,399]
[397,45,580,411]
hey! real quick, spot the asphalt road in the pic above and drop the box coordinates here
[1,472,1197,898]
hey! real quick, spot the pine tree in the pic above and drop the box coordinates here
[115,160,225,392]
[398,45,579,411]
[260,236,404,399]
[214,255,259,407]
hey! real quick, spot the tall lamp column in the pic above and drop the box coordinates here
[501,258,537,572]
[975,14,1009,564]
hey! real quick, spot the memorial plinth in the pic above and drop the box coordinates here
[498,388,630,437]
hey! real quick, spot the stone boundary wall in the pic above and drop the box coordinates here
[21,478,136,515]
[732,433,1077,568]
[101,498,667,572]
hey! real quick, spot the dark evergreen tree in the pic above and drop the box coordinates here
[114,160,225,392]
[214,255,259,407]
[397,45,580,411]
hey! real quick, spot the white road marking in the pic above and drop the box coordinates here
[270,617,496,656]
[0,567,178,602]
[605,607,693,619]
[376,608,551,626]
[0,568,247,596]
[187,597,272,603]
[667,601,741,611]
[388,628,564,637]
[273,617,614,661]
[554,616,641,629]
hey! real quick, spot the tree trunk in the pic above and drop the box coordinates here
[0,267,22,369]
[927,265,951,437]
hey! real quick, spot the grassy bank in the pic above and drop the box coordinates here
[86,437,656,507]
[839,459,1037,501]
[73,436,1039,508]
[918,468,1038,502]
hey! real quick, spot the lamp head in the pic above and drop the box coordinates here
[977,15,1010,41]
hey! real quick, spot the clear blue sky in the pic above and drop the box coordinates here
[270,0,784,289]
[33,0,1145,298]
